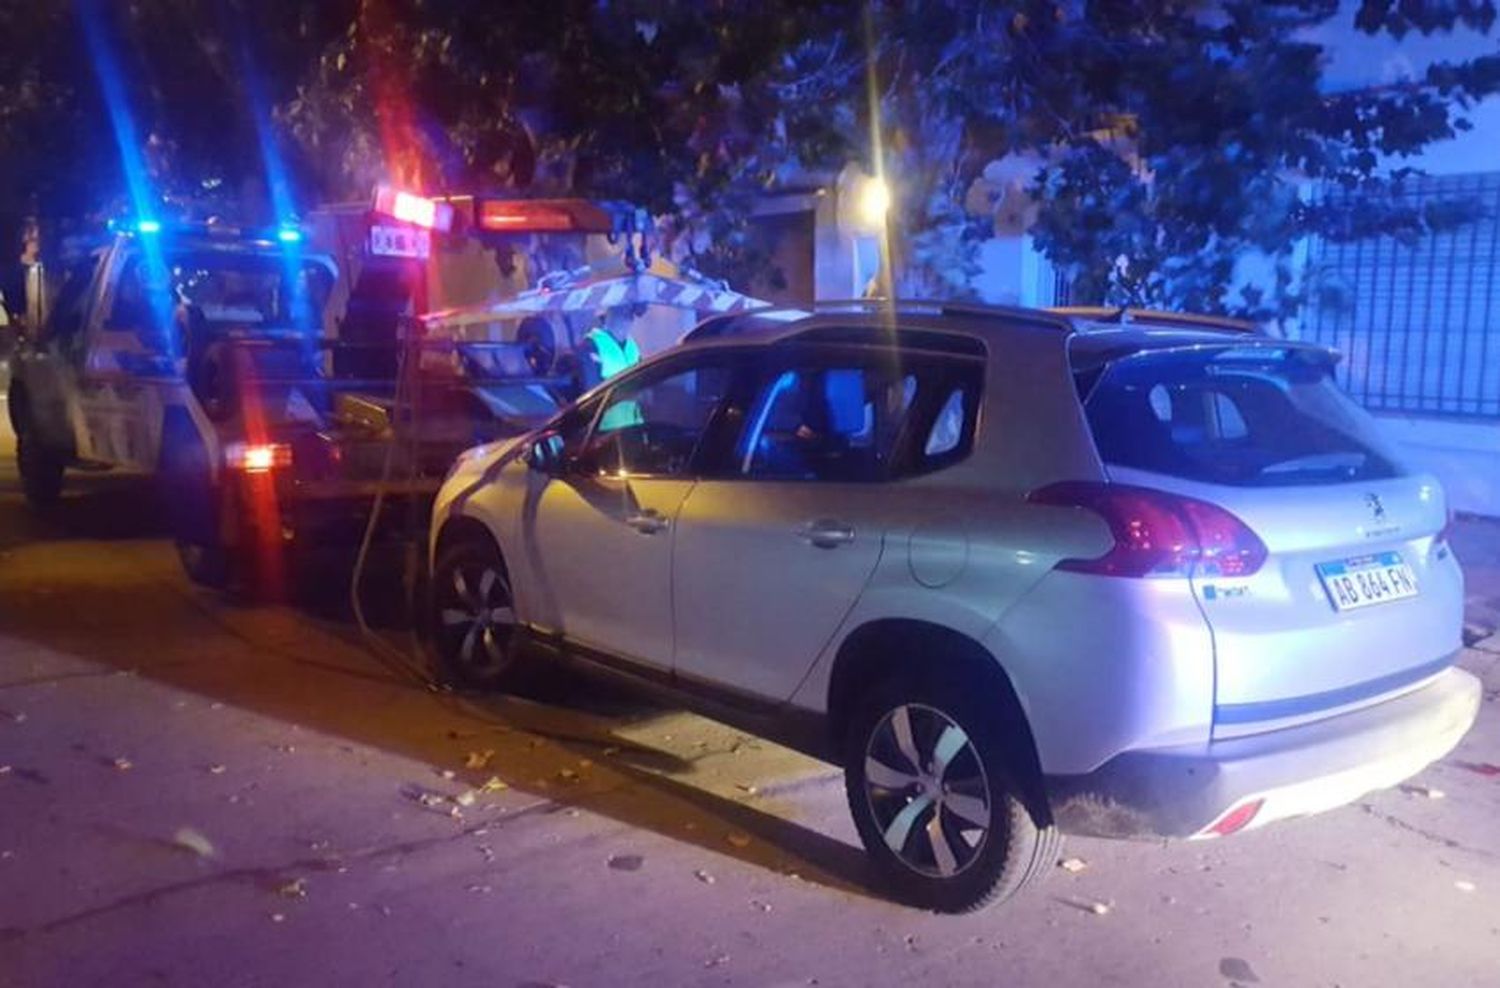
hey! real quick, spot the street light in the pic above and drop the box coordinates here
[858,176,891,229]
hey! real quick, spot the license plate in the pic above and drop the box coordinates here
[369,224,430,259]
[1316,552,1419,611]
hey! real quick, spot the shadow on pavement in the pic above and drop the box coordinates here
[0,527,879,905]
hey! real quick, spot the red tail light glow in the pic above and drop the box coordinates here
[225,442,292,474]
[1028,482,1268,578]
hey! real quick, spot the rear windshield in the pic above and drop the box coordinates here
[1081,346,1402,486]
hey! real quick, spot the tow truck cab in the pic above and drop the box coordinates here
[10,223,337,499]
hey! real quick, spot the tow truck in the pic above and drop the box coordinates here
[10,191,770,596]
[7,213,567,594]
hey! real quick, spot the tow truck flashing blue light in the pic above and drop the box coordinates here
[277,226,303,243]
[136,219,163,234]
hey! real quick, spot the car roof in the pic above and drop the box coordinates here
[679,299,1292,357]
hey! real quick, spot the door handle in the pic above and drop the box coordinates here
[799,519,855,549]
[625,510,669,535]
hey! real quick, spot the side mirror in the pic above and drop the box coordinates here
[525,432,567,475]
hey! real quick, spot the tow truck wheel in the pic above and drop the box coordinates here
[17,430,66,508]
[430,535,523,690]
[176,539,233,591]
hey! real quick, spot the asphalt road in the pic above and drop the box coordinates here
[2,400,1499,988]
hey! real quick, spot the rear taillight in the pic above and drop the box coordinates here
[225,441,292,474]
[1028,482,1268,579]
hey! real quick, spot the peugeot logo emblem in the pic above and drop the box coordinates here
[1364,493,1386,522]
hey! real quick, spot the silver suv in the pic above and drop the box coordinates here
[427,302,1480,912]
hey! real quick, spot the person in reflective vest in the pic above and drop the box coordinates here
[577,304,644,431]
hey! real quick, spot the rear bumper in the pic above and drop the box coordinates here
[1047,664,1480,839]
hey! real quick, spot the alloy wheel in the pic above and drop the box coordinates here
[438,561,516,677]
[863,703,992,879]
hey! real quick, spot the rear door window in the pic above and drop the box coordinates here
[731,352,982,482]
[1083,346,1402,486]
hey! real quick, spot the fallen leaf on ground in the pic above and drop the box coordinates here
[1219,957,1260,983]
[750,899,772,912]
[207,764,226,775]
[735,784,758,795]
[270,913,286,923]
[172,828,217,858]
[111,757,133,771]
[1455,761,1500,777]
[694,869,715,884]
[703,955,730,968]
[453,790,477,808]
[1058,857,1088,873]
[1089,901,1111,915]
[607,854,644,872]
[465,750,495,769]
[479,776,508,793]
[277,878,308,898]
[726,833,751,849]
[439,769,456,780]
[465,884,492,894]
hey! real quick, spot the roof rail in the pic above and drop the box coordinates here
[806,297,1075,327]
[1047,306,1259,334]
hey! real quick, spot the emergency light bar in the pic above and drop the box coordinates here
[475,199,614,234]
[372,187,455,233]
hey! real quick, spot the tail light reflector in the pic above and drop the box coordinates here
[1028,482,1267,578]
[1201,798,1264,838]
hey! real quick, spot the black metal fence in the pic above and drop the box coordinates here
[1302,171,1500,420]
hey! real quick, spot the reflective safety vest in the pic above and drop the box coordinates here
[588,328,641,380]
[590,329,643,432]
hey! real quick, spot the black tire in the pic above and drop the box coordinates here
[17,430,65,508]
[176,538,233,590]
[429,533,524,690]
[844,675,1060,913]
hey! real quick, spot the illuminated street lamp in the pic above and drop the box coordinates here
[857,175,891,229]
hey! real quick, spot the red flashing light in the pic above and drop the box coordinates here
[226,442,292,474]
[373,187,454,232]
[1028,482,1267,578]
[1203,798,1264,838]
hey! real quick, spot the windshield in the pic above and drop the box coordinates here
[118,249,334,335]
[1083,346,1404,486]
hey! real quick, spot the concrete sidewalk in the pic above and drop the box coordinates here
[1455,513,1500,643]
